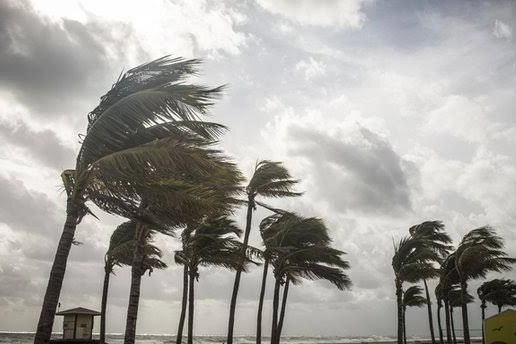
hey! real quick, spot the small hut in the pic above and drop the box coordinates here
[484,309,516,344]
[53,307,101,343]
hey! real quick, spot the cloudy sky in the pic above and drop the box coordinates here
[1,0,516,339]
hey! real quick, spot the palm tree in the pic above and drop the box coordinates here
[100,221,167,344]
[258,212,351,344]
[409,221,452,344]
[453,226,516,344]
[34,56,227,344]
[402,286,427,344]
[438,253,460,344]
[448,288,474,344]
[392,236,440,344]
[227,161,301,344]
[476,279,516,344]
[100,222,133,344]
[175,216,253,344]
[478,278,516,314]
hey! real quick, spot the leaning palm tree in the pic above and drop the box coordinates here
[100,221,167,344]
[453,226,516,344]
[392,236,440,344]
[176,216,254,344]
[448,288,474,344]
[100,222,134,344]
[258,212,351,344]
[402,286,427,344]
[409,221,452,344]
[438,253,460,344]
[35,56,228,344]
[227,161,301,344]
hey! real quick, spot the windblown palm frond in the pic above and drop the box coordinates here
[477,279,516,311]
[455,226,516,280]
[409,221,453,258]
[403,286,427,308]
[177,216,255,275]
[72,56,235,226]
[106,220,167,275]
[86,135,243,229]
[247,160,302,200]
[261,212,351,290]
[448,288,474,308]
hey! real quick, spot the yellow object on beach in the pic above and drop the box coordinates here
[484,309,516,344]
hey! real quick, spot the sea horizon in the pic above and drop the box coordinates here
[0,332,484,344]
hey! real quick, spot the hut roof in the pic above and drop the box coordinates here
[56,307,101,316]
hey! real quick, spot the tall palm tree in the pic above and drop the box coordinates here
[34,56,227,344]
[393,236,440,344]
[409,221,452,344]
[100,221,167,344]
[402,286,427,344]
[227,161,301,344]
[453,226,516,344]
[448,288,474,344]
[438,253,460,344]
[258,212,351,344]
[176,216,253,344]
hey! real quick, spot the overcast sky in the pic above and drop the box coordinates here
[1,0,516,339]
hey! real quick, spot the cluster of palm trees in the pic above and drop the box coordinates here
[392,221,516,344]
[33,56,352,344]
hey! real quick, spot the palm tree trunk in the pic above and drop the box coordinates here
[480,303,486,344]
[276,277,290,342]
[34,198,79,344]
[403,306,407,344]
[227,200,254,344]
[256,260,269,344]
[187,270,196,344]
[396,278,403,344]
[450,307,456,344]
[437,302,444,344]
[271,277,281,344]
[423,279,436,344]
[444,299,452,344]
[459,280,470,344]
[176,265,189,344]
[124,224,145,344]
[100,266,111,344]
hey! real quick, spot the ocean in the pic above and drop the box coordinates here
[0,333,406,344]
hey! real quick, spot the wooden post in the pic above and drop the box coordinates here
[73,314,78,339]
[91,316,94,340]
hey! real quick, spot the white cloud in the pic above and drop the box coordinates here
[295,57,327,80]
[426,94,488,143]
[257,0,366,29]
[493,19,512,39]
[28,0,249,59]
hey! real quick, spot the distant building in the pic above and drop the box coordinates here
[484,309,516,344]
[52,307,101,344]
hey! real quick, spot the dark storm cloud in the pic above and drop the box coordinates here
[0,120,76,170]
[0,175,62,237]
[0,1,121,116]
[288,126,415,215]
